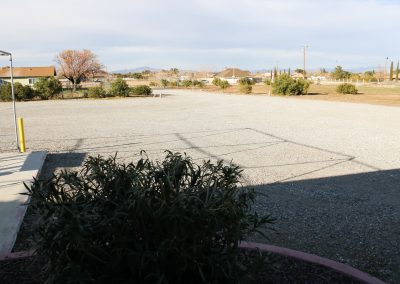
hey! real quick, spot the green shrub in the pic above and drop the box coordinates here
[193,80,205,88]
[111,78,130,97]
[264,79,271,85]
[181,80,193,87]
[88,86,107,98]
[212,78,222,86]
[336,83,358,94]
[169,80,179,87]
[239,84,252,94]
[160,79,169,88]
[27,152,273,283]
[149,81,158,87]
[34,77,62,100]
[272,74,310,96]
[131,85,152,96]
[238,77,254,86]
[219,80,230,90]
[0,82,36,101]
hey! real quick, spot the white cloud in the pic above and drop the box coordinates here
[0,0,398,70]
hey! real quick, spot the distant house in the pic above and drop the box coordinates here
[216,68,252,84]
[291,72,304,79]
[0,66,56,86]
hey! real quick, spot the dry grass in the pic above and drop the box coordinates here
[199,84,400,107]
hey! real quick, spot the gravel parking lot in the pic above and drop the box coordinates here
[1,90,400,282]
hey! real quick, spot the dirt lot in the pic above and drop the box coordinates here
[200,83,400,107]
[1,90,399,282]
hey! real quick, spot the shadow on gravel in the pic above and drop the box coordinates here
[252,169,400,283]
[38,152,87,180]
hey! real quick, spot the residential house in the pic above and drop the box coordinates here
[216,68,252,84]
[0,66,56,86]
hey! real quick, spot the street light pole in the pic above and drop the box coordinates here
[384,57,389,82]
[0,50,19,151]
[303,45,308,79]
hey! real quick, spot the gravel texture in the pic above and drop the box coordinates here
[1,90,400,282]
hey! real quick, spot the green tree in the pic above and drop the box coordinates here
[295,69,304,74]
[389,61,394,81]
[111,78,130,97]
[396,61,399,82]
[331,66,351,80]
[288,67,291,76]
[34,77,62,100]
[363,70,377,82]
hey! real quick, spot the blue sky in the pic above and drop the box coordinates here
[0,0,398,71]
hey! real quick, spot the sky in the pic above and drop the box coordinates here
[0,0,399,72]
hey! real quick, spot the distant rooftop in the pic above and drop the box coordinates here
[0,66,56,78]
[216,68,250,78]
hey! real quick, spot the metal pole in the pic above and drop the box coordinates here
[303,46,306,79]
[9,54,20,152]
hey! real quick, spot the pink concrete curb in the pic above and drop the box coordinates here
[0,249,35,261]
[239,241,386,284]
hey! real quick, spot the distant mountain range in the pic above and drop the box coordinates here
[111,66,160,74]
[112,66,379,75]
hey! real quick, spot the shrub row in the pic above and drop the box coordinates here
[212,78,231,91]
[0,77,62,101]
[160,79,205,88]
[87,83,152,98]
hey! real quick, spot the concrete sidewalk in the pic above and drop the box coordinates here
[0,151,47,256]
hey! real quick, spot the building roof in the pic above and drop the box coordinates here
[216,68,250,78]
[0,66,56,78]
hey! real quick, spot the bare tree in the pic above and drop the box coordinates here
[56,49,103,92]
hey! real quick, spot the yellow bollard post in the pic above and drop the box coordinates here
[17,117,26,153]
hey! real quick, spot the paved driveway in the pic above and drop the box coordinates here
[1,90,399,282]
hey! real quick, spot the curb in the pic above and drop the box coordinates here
[0,249,35,261]
[239,241,386,284]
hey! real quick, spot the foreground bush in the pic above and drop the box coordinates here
[27,152,273,283]
[111,78,130,97]
[88,86,107,98]
[0,82,36,101]
[131,85,152,96]
[272,74,310,96]
[336,83,358,94]
[34,77,62,100]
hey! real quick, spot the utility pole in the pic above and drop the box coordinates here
[303,45,308,79]
[384,57,389,82]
